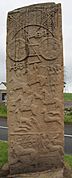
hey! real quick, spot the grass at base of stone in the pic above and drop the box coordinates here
[0,141,8,168]
[64,154,72,169]
[0,104,7,118]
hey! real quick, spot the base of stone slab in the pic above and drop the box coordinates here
[7,169,63,178]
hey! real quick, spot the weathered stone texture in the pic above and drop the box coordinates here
[8,169,64,178]
[7,3,64,175]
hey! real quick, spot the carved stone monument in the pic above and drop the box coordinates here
[7,3,64,175]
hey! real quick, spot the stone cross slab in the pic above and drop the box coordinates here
[7,3,64,175]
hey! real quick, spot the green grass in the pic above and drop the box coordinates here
[64,93,72,123]
[64,93,72,101]
[0,104,7,117]
[64,155,72,168]
[64,113,72,124]
[0,141,8,168]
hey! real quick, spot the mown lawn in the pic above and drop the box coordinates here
[64,93,72,123]
[64,113,72,124]
[64,93,72,101]
[64,154,72,168]
[0,104,7,117]
[0,141,8,167]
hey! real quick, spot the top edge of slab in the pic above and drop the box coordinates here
[8,2,61,15]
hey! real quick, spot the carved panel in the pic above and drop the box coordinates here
[7,3,64,175]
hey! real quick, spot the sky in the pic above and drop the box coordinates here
[0,0,72,85]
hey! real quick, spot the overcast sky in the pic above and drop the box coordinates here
[0,0,72,82]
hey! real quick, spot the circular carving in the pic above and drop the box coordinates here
[39,37,60,61]
[8,38,27,62]
[8,25,60,62]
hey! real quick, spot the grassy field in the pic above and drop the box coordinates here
[0,104,7,117]
[64,113,72,124]
[64,93,72,123]
[64,154,72,168]
[0,141,8,168]
[64,93,72,101]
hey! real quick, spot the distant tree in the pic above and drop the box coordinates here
[64,82,66,88]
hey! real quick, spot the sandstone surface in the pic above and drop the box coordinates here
[7,2,64,175]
